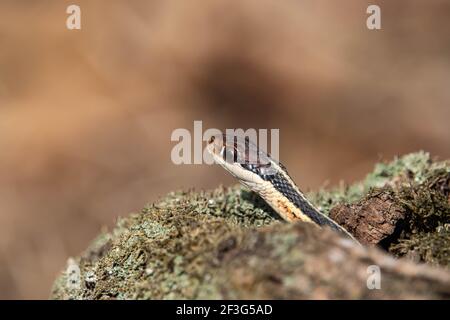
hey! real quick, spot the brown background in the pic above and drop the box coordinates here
[0,0,449,299]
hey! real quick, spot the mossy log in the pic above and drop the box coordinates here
[51,152,450,299]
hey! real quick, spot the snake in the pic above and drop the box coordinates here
[206,133,357,241]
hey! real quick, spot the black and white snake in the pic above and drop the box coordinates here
[207,133,357,242]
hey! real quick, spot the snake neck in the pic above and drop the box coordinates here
[290,191,358,241]
[290,191,339,230]
[261,170,355,238]
[239,161,357,241]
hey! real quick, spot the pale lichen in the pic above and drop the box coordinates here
[51,152,450,299]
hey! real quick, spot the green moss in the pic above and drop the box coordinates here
[289,152,448,266]
[396,168,450,233]
[309,151,448,215]
[308,182,364,215]
[387,168,450,264]
[51,186,277,300]
[390,224,450,267]
[51,152,450,299]
[365,151,433,187]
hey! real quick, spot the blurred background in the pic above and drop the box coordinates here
[0,0,449,299]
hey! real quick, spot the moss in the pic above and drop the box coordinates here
[316,152,449,265]
[390,224,450,267]
[387,168,450,264]
[309,151,448,215]
[396,168,450,232]
[308,182,363,215]
[51,152,450,299]
[51,186,277,300]
[365,151,434,187]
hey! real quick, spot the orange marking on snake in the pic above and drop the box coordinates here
[276,199,297,221]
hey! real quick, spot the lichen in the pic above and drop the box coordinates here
[51,152,450,299]
[309,151,448,215]
[388,168,450,264]
[311,152,450,266]
[390,224,450,267]
[51,186,277,300]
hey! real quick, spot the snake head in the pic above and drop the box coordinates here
[206,133,278,184]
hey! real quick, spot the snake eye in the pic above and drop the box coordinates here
[208,136,215,144]
[221,147,237,163]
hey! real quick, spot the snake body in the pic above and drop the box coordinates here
[207,133,356,241]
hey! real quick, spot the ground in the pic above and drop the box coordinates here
[51,152,450,299]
